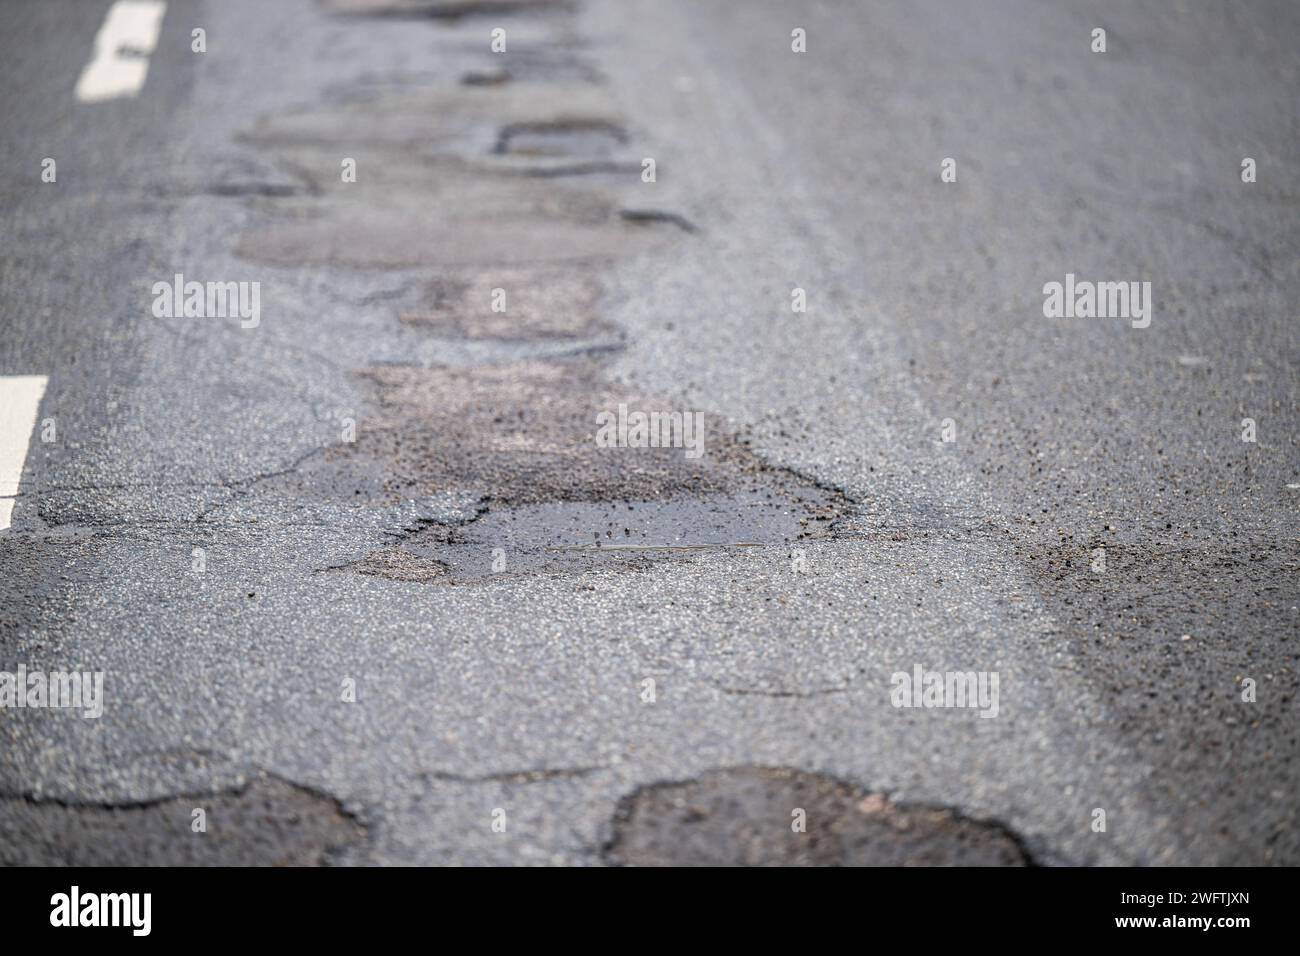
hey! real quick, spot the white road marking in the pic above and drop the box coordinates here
[74,0,167,103]
[0,376,49,531]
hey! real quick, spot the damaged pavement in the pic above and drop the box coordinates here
[1,0,1296,866]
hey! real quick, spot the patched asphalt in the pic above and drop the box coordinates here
[0,776,366,866]
[605,767,1032,866]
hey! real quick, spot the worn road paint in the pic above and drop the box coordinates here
[75,1,167,103]
[0,375,49,530]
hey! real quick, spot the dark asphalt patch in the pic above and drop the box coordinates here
[290,355,847,583]
[238,84,616,157]
[251,356,750,509]
[342,357,759,506]
[605,767,1034,866]
[1016,530,1299,854]
[235,179,653,270]
[0,778,367,866]
[234,81,662,267]
[372,489,839,582]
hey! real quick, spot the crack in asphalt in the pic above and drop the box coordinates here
[618,208,700,234]
[710,682,852,699]
[194,445,332,524]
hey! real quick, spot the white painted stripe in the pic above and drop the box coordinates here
[74,1,167,103]
[0,376,49,531]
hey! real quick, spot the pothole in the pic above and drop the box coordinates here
[372,488,838,582]
[234,83,662,268]
[0,778,367,866]
[284,356,850,583]
[329,356,849,510]
[240,85,616,157]
[330,357,764,506]
[235,170,655,269]
[488,118,636,176]
[605,767,1034,867]
[228,43,847,586]
[495,119,627,157]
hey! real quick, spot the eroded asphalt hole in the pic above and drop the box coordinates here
[226,23,846,583]
[233,77,672,268]
[333,358,782,506]
[604,767,1034,867]
[358,489,839,582]
[289,357,848,582]
[0,778,367,866]
[495,119,627,157]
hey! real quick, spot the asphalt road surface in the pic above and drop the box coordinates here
[1,0,1296,866]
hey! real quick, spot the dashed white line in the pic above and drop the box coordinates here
[74,0,167,103]
[0,376,49,531]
